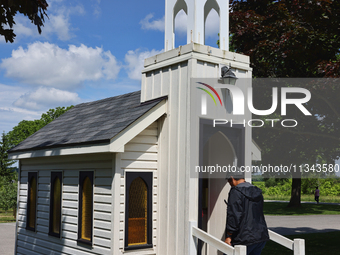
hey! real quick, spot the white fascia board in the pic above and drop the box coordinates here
[142,51,251,74]
[144,43,250,67]
[8,143,111,160]
[143,53,194,73]
[109,99,167,152]
[251,139,262,161]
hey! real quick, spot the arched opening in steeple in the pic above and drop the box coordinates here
[204,0,220,48]
[173,0,188,48]
[165,0,229,51]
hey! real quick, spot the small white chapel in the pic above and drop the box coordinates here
[8,0,264,255]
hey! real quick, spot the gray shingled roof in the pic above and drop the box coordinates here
[9,91,166,152]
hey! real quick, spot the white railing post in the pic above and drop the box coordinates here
[294,239,305,255]
[234,245,247,255]
[189,221,198,255]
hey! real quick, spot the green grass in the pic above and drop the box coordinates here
[263,202,340,216]
[262,231,340,255]
[263,194,340,203]
[0,208,16,223]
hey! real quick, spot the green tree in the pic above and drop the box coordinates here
[229,0,340,207]
[0,174,18,213]
[40,106,74,126]
[1,0,49,43]
[7,105,73,148]
[1,106,73,213]
[229,0,340,78]
[0,132,16,182]
[7,119,44,148]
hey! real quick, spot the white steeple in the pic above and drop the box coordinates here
[164,0,229,51]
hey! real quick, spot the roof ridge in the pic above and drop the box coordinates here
[74,90,141,108]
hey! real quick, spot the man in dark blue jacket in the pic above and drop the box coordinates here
[225,176,269,255]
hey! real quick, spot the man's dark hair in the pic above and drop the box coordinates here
[228,177,245,182]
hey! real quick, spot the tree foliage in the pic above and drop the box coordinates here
[229,0,340,206]
[0,0,48,43]
[7,106,73,148]
[0,106,73,210]
[0,132,16,182]
[230,0,340,78]
[255,178,340,196]
[0,175,17,211]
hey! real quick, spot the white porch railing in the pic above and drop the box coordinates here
[268,230,305,255]
[190,221,305,255]
[189,221,246,255]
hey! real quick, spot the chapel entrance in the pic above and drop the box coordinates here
[198,131,238,255]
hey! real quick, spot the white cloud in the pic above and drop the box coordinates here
[0,106,41,116]
[92,0,101,17]
[205,9,220,38]
[0,16,35,43]
[13,87,81,110]
[140,11,187,34]
[0,42,121,89]
[0,84,30,109]
[140,12,188,35]
[175,10,187,35]
[124,49,163,80]
[43,3,85,41]
[10,1,84,41]
[0,84,40,133]
[140,14,165,31]
[13,19,35,37]
[46,13,72,41]
[0,85,29,110]
[0,106,41,133]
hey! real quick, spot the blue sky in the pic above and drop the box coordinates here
[0,0,221,133]
[1,0,339,174]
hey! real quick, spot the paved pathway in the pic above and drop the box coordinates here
[1,215,339,254]
[264,200,340,206]
[0,222,16,255]
[265,214,340,235]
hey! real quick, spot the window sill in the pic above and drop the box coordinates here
[48,232,61,238]
[25,227,36,232]
[77,238,92,246]
[123,247,155,255]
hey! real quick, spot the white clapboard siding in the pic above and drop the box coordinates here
[17,231,110,255]
[62,230,78,240]
[119,121,159,252]
[38,197,49,205]
[63,185,78,193]
[17,153,113,255]
[143,60,191,254]
[124,144,158,153]
[19,183,27,190]
[38,218,49,227]
[94,195,111,203]
[38,191,49,198]
[63,215,78,225]
[19,201,26,209]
